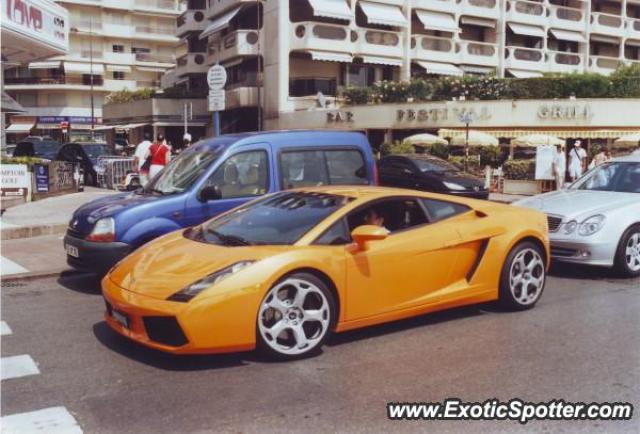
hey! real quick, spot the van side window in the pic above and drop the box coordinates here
[421,198,470,222]
[280,149,367,189]
[325,150,368,185]
[205,150,268,199]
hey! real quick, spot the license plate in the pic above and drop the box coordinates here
[65,244,79,258]
[112,310,129,329]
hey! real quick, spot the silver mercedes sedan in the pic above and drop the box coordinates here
[515,154,640,277]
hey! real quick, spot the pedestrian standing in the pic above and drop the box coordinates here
[148,134,171,180]
[590,146,612,168]
[552,143,566,190]
[568,140,587,182]
[134,133,153,186]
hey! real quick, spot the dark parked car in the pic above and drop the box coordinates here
[12,139,62,160]
[379,154,489,199]
[55,142,110,186]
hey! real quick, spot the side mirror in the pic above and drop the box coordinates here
[199,185,222,202]
[351,225,389,250]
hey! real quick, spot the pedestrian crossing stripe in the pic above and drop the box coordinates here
[1,355,40,381]
[1,406,83,434]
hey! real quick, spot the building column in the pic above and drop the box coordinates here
[497,0,507,78]
[400,0,412,81]
[263,0,290,128]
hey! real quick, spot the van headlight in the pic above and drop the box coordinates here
[167,261,255,302]
[578,215,606,236]
[86,218,115,242]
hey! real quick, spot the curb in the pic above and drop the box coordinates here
[1,268,70,282]
[1,224,68,241]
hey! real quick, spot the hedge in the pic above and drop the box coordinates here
[502,159,536,180]
[342,64,640,105]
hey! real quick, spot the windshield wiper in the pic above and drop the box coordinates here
[206,229,253,246]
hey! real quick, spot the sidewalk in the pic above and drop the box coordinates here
[1,234,71,280]
[1,187,117,240]
[488,193,527,204]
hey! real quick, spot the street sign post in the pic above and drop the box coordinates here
[207,64,227,137]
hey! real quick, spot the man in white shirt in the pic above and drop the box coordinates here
[552,144,566,190]
[134,133,152,186]
[568,140,588,181]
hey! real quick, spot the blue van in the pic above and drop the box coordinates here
[64,130,378,274]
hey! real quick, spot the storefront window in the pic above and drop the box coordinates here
[289,78,337,97]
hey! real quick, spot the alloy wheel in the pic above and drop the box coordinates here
[258,278,331,356]
[509,248,545,306]
[625,232,640,272]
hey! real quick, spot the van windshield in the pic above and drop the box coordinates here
[145,150,221,195]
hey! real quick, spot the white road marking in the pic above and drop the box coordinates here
[0,256,28,276]
[1,406,83,434]
[1,355,40,381]
[1,321,12,336]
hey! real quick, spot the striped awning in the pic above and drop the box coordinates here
[438,129,640,140]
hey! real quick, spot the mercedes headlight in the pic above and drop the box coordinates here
[564,220,577,234]
[443,181,466,191]
[578,215,606,236]
[167,261,255,302]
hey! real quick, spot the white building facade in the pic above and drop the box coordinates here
[4,0,181,141]
[159,0,640,134]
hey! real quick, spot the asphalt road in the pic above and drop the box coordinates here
[2,266,639,434]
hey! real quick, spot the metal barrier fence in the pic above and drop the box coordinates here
[96,156,137,190]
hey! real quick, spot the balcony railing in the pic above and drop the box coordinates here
[468,0,496,7]
[464,41,496,57]
[137,0,177,10]
[591,12,624,29]
[80,50,103,59]
[511,0,545,16]
[75,20,103,30]
[135,53,174,63]
[135,25,176,34]
[5,76,105,86]
[553,52,582,66]
[554,6,582,22]
[420,36,454,52]
[513,47,543,62]
[591,56,621,70]
[629,18,640,32]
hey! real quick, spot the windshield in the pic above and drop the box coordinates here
[145,150,221,195]
[16,142,60,160]
[187,191,353,246]
[82,144,109,163]
[572,162,640,193]
[413,158,459,173]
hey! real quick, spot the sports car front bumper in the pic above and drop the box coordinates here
[101,275,258,354]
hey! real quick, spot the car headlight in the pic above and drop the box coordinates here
[578,215,606,236]
[564,220,577,234]
[167,261,255,302]
[86,217,115,242]
[443,181,466,191]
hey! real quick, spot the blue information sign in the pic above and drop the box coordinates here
[34,164,49,193]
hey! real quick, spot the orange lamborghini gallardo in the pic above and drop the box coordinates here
[102,187,549,360]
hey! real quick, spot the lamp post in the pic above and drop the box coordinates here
[459,112,475,172]
[256,0,262,132]
[70,18,96,140]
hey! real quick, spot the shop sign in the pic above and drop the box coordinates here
[1,164,30,198]
[34,164,50,193]
[3,0,68,52]
[396,106,491,123]
[537,104,592,120]
[326,111,354,123]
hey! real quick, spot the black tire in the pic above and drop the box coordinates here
[499,241,546,311]
[256,272,336,361]
[613,224,640,278]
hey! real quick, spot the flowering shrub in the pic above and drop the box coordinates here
[341,65,640,105]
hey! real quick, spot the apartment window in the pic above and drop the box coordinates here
[47,93,67,106]
[113,71,125,80]
[289,78,337,97]
[112,45,125,53]
[16,93,38,107]
[131,47,151,54]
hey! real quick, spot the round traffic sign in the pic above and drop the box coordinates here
[207,64,227,90]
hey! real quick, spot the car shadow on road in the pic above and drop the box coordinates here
[548,262,619,280]
[327,303,498,347]
[57,270,103,295]
[92,321,251,371]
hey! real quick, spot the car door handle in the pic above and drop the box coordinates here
[172,211,182,218]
